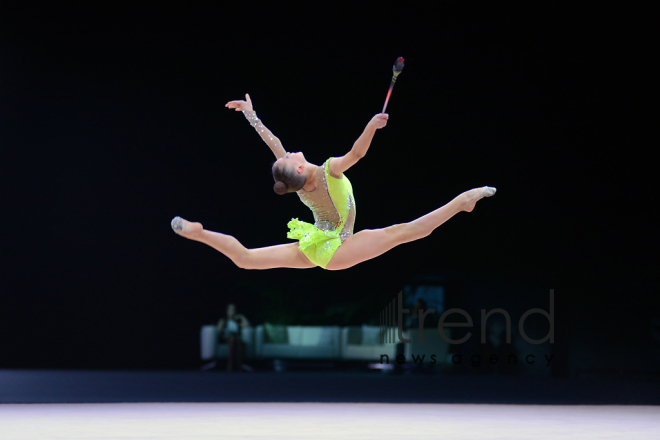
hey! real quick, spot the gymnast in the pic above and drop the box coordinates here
[171,93,496,270]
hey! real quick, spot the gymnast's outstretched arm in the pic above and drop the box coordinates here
[329,113,388,177]
[225,94,286,159]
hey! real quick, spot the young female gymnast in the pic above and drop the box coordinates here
[171,94,496,271]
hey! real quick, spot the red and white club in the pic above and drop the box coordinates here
[382,57,405,113]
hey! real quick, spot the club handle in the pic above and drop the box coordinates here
[382,84,394,113]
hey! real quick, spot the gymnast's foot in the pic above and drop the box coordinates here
[171,216,203,238]
[464,186,496,213]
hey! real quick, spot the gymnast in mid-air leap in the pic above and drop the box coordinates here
[171,93,496,271]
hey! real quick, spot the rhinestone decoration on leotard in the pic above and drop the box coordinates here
[297,164,342,231]
[340,193,356,242]
[296,159,356,242]
[286,158,357,269]
[242,110,282,151]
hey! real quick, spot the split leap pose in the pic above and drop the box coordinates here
[171,94,496,271]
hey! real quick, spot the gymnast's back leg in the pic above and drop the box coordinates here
[171,217,316,269]
[325,187,495,271]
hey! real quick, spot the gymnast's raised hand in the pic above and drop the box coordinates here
[225,94,253,112]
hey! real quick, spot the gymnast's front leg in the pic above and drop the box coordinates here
[325,187,496,271]
[171,217,316,269]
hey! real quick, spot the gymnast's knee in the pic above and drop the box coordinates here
[232,249,257,270]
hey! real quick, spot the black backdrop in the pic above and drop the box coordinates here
[1,2,654,372]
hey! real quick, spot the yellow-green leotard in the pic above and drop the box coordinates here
[287,157,356,269]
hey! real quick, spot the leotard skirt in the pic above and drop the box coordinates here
[287,219,342,269]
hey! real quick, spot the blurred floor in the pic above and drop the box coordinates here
[1,403,659,440]
[1,370,659,404]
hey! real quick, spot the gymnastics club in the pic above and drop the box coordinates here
[382,57,405,113]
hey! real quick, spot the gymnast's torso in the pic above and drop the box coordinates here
[296,158,356,242]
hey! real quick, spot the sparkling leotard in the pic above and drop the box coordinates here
[288,158,356,269]
[242,110,356,269]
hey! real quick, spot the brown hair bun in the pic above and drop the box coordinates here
[273,180,288,195]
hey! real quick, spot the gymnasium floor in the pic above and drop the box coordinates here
[2,403,659,440]
[1,370,658,439]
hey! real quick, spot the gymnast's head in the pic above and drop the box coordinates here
[272,151,308,195]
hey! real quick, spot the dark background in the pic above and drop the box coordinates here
[1,2,655,376]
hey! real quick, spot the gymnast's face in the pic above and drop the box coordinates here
[279,151,306,174]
